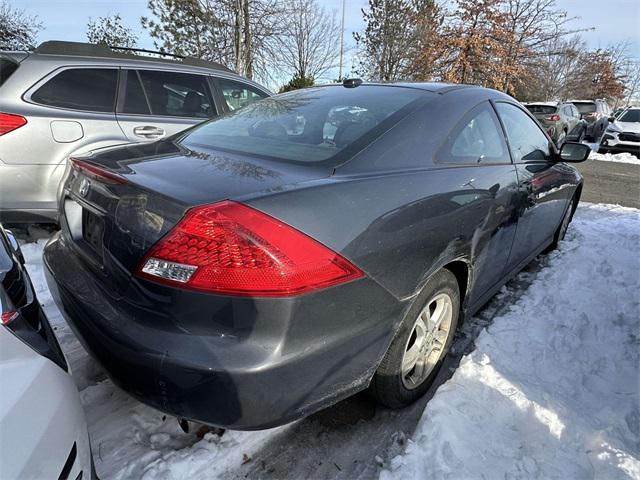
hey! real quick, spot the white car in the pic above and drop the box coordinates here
[0,226,92,479]
[599,106,640,156]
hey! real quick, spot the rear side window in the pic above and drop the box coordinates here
[32,68,117,112]
[496,102,551,162]
[136,70,214,118]
[218,79,267,111]
[121,70,150,115]
[0,58,19,87]
[437,102,509,165]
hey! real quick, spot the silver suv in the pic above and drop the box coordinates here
[0,41,271,223]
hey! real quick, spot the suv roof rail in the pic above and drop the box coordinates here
[34,40,235,73]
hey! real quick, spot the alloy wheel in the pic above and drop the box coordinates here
[401,292,453,389]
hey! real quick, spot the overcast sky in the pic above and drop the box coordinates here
[24,0,640,82]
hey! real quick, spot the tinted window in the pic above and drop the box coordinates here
[496,102,551,162]
[619,109,640,122]
[574,102,596,114]
[0,58,18,86]
[525,105,556,115]
[218,79,267,111]
[438,103,508,164]
[137,70,214,118]
[121,71,150,115]
[32,68,117,112]
[182,86,423,164]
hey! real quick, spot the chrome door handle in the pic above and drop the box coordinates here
[133,126,165,139]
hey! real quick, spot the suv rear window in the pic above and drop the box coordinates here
[574,102,596,114]
[0,58,19,87]
[32,68,118,112]
[182,85,424,164]
[525,105,557,115]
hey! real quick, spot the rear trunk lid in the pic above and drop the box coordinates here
[60,140,331,290]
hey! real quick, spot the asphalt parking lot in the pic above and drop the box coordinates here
[576,160,640,208]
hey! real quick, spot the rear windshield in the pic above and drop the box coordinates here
[574,102,596,114]
[0,58,19,87]
[525,105,557,114]
[619,109,640,123]
[180,85,425,164]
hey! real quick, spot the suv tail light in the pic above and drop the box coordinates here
[70,157,128,185]
[136,201,364,297]
[546,114,561,122]
[0,112,27,136]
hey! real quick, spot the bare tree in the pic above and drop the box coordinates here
[276,0,341,84]
[514,35,584,101]
[141,0,286,82]
[87,14,138,49]
[0,0,42,50]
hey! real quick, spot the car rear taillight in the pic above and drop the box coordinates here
[0,112,27,136]
[136,201,364,297]
[1,310,19,325]
[546,114,561,122]
[70,157,128,185]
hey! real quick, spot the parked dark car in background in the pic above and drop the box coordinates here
[43,82,590,430]
[570,99,611,141]
[524,101,583,145]
[0,41,270,224]
[599,107,640,156]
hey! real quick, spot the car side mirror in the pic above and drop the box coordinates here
[608,116,615,122]
[559,142,590,163]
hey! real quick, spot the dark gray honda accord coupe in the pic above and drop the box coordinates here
[44,81,590,430]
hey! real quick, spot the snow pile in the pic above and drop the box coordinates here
[589,150,640,165]
[381,204,640,480]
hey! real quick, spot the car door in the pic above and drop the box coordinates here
[495,101,573,272]
[116,69,218,142]
[435,101,519,305]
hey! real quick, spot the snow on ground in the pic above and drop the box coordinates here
[382,203,640,480]
[19,203,640,479]
[589,150,640,165]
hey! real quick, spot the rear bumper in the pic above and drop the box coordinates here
[44,231,401,430]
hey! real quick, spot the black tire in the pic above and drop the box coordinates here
[371,268,460,408]
[547,196,576,251]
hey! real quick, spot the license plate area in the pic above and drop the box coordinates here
[82,208,104,257]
